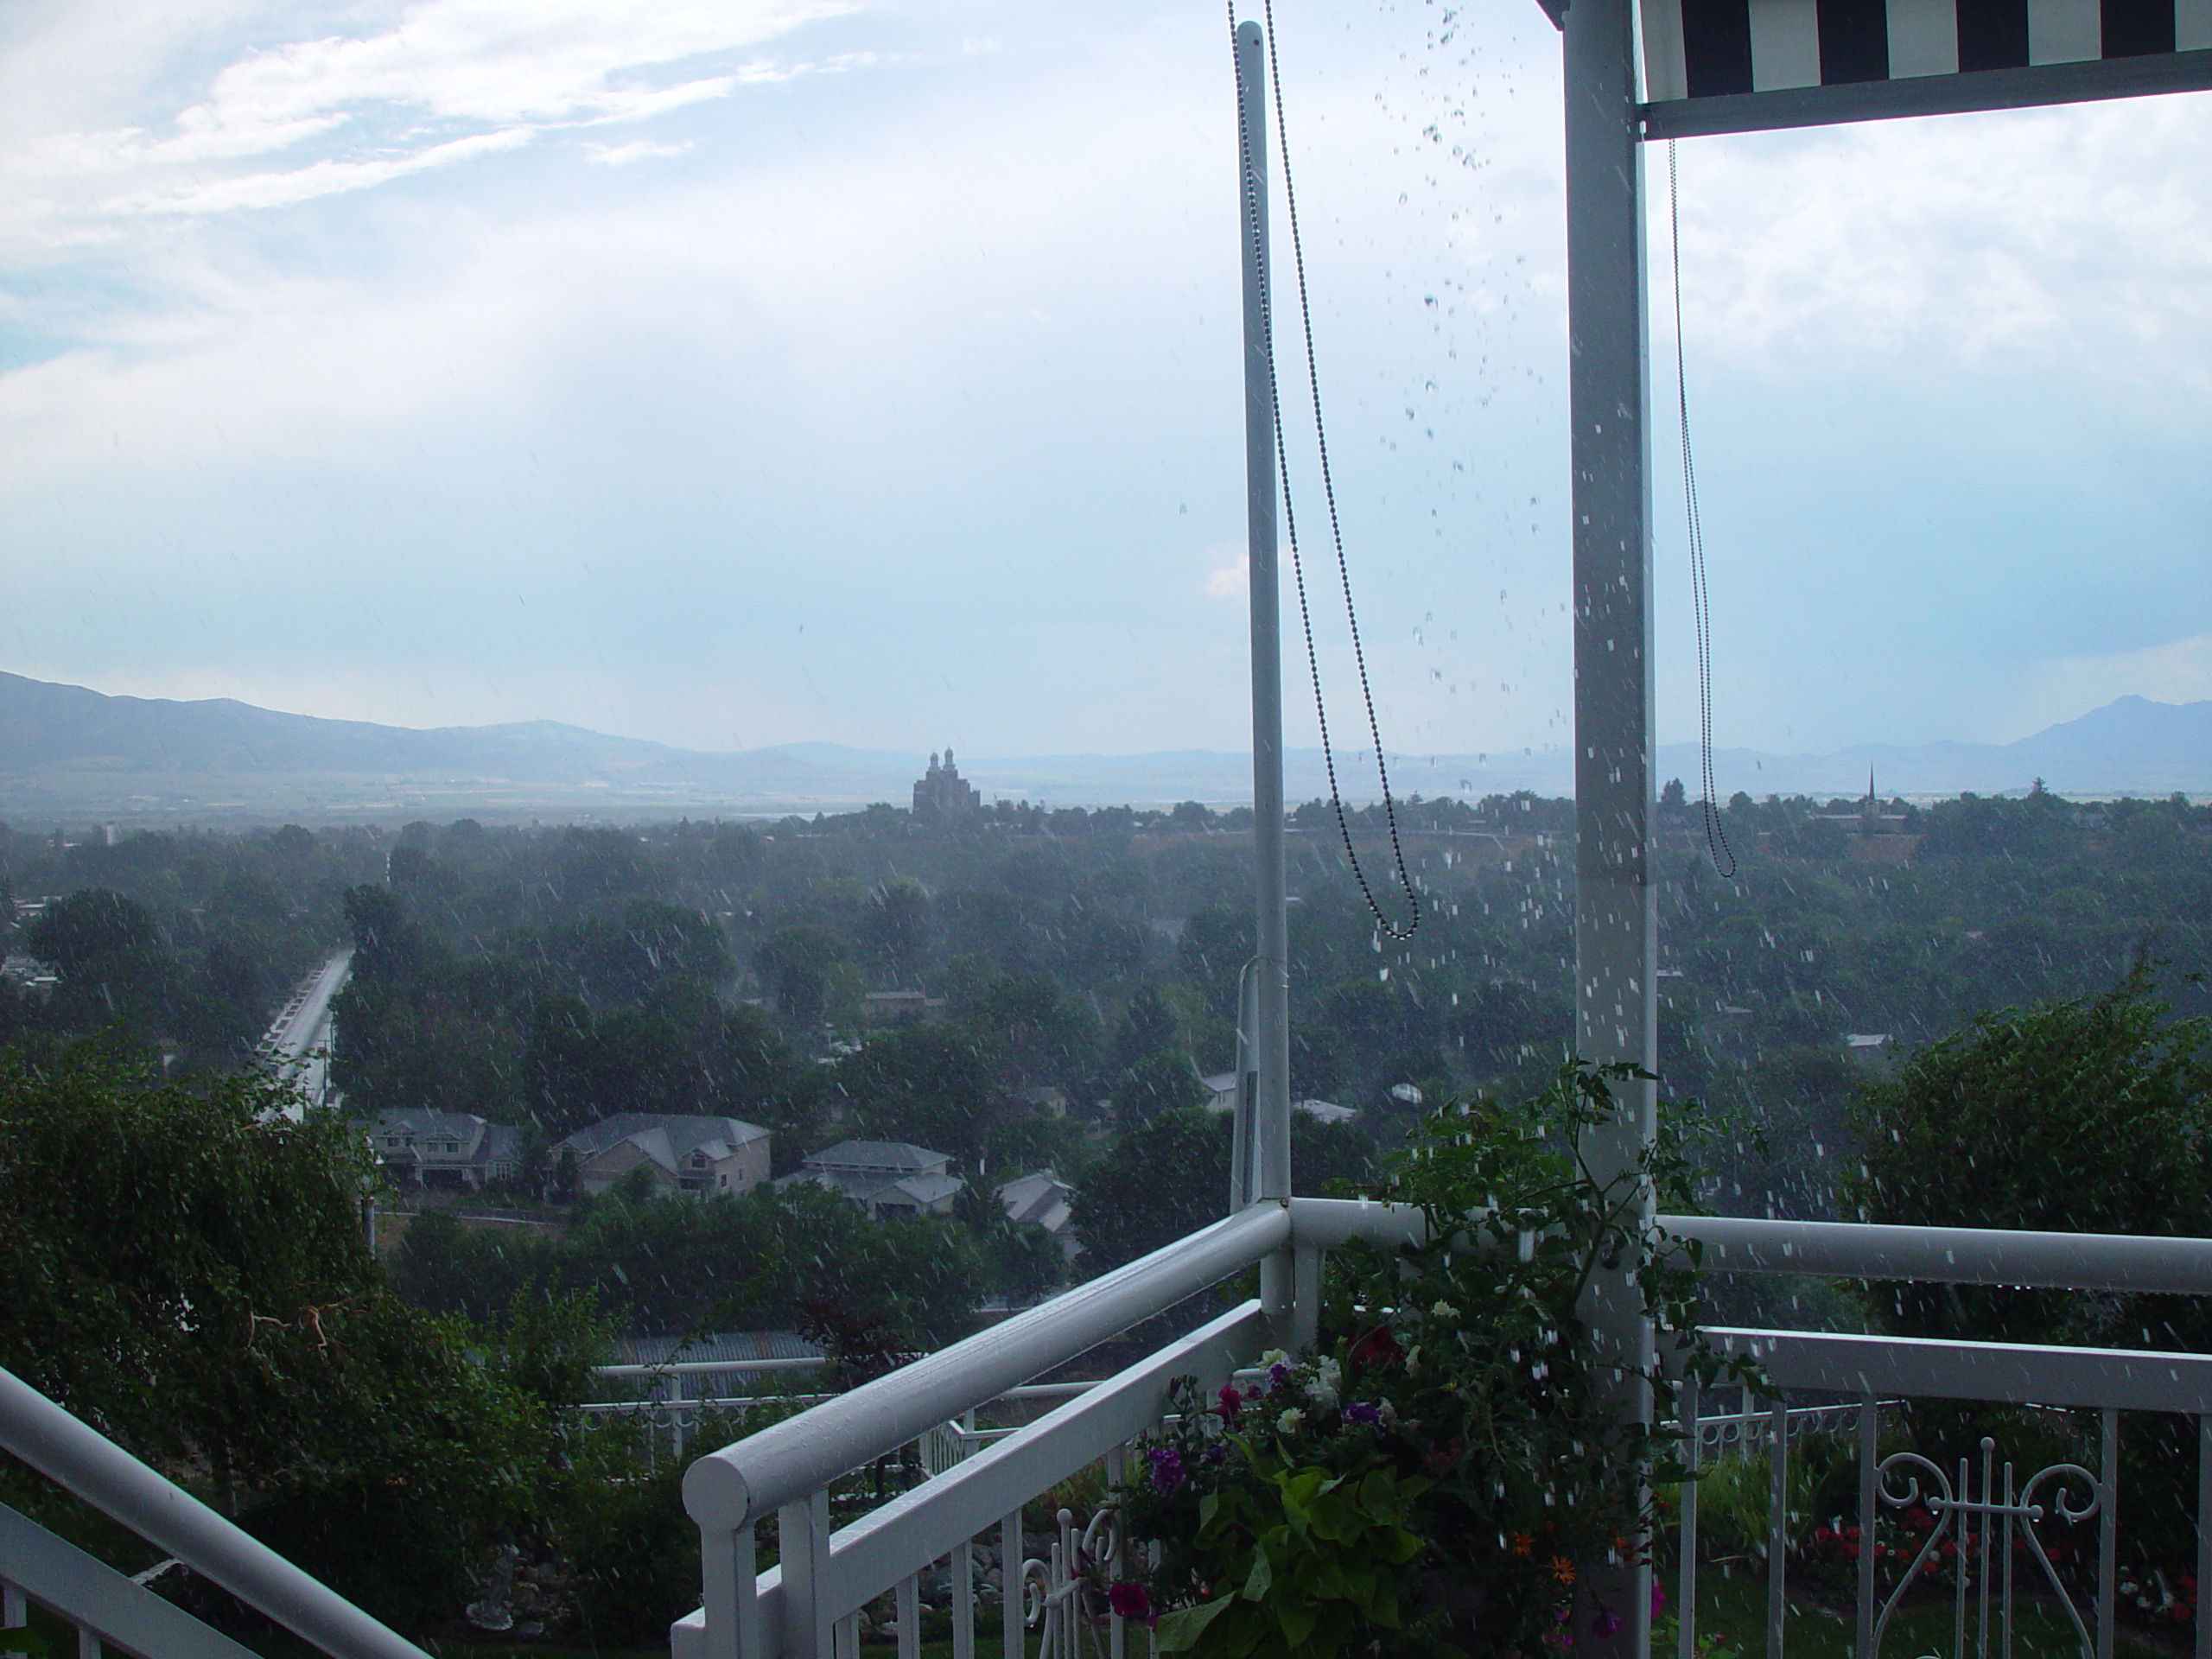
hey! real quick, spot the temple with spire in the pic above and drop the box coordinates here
[912,747,982,819]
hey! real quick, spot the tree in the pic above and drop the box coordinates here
[1845,968,2212,1592]
[1847,966,2212,1345]
[1071,1107,1231,1271]
[838,1024,1013,1171]
[0,1044,551,1628]
[26,889,171,1033]
[567,901,732,1003]
[1114,1050,1205,1126]
[753,924,852,1029]
[857,878,931,980]
[342,884,426,979]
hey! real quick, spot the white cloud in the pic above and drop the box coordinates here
[1669,92,2212,391]
[152,0,844,146]
[4,0,855,236]
[111,126,536,215]
[584,137,694,167]
[1203,549,1247,599]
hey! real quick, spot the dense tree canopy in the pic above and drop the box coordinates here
[0,1046,550,1627]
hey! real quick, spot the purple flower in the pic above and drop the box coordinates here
[1341,1401,1382,1426]
[1650,1581,1667,1618]
[1592,1611,1624,1638]
[1203,1444,1228,1466]
[1267,1360,1293,1393]
[1108,1583,1154,1626]
[1147,1446,1185,1495]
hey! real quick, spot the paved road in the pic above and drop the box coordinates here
[256,946,353,1119]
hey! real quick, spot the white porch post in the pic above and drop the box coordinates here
[1564,0,1658,1648]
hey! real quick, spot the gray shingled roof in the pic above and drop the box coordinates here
[802,1139,949,1173]
[554,1113,771,1164]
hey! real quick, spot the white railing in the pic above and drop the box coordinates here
[677,1204,2212,1659]
[1671,1219,2212,1659]
[0,1367,435,1659]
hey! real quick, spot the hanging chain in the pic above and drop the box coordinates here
[1229,0,1421,940]
[1669,140,1736,880]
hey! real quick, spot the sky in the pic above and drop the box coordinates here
[2,0,2209,763]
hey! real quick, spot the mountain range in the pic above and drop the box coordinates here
[2,671,2205,823]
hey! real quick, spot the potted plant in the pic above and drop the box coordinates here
[1116,1061,1754,1659]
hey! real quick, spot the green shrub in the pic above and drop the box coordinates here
[1118,1060,1756,1659]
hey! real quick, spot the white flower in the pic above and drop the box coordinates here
[1259,1348,1291,1369]
[1309,1357,1342,1408]
[1431,1300,1461,1322]
[1276,1408,1306,1433]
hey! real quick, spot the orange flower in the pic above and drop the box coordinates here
[1511,1532,1535,1557]
[1549,1556,1576,1585]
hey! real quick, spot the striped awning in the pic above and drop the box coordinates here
[1639,0,2212,134]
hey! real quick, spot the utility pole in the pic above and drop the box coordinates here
[1234,18,1293,1248]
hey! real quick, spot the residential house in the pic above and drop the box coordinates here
[996,1167,1081,1261]
[861,990,945,1025]
[551,1113,773,1198]
[360,1110,522,1192]
[781,1140,964,1218]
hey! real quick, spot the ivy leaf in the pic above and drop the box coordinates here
[1152,1594,1236,1654]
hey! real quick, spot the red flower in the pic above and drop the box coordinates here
[1347,1323,1404,1376]
[1217,1382,1244,1424]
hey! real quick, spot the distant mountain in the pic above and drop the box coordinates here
[1667,696,2212,801]
[1,671,2204,823]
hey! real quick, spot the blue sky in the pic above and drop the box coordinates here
[2,0,2208,761]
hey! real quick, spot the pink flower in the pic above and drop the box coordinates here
[1592,1611,1624,1638]
[1217,1382,1244,1423]
[1650,1581,1667,1618]
[1108,1583,1153,1626]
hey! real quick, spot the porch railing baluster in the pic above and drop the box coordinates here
[1105,1446,1127,1659]
[1856,1394,1878,1659]
[2197,1415,2212,1659]
[1768,1395,1789,1659]
[895,1573,919,1659]
[781,1491,833,1659]
[1991,1442,2008,1659]
[2098,1408,2118,1659]
[2000,1457,2016,1659]
[1678,1375,1699,1659]
[953,1528,976,1659]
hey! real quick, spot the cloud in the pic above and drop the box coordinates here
[111,127,536,215]
[156,0,844,147]
[1203,549,1247,599]
[1669,93,2212,391]
[7,0,855,231]
[583,138,694,167]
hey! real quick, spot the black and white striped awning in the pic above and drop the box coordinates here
[1639,0,2212,134]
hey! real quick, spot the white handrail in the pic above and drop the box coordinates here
[1666,1214,2212,1293]
[0,1367,435,1659]
[1281,1199,2212,1294]
[683,1199,1293,1529]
